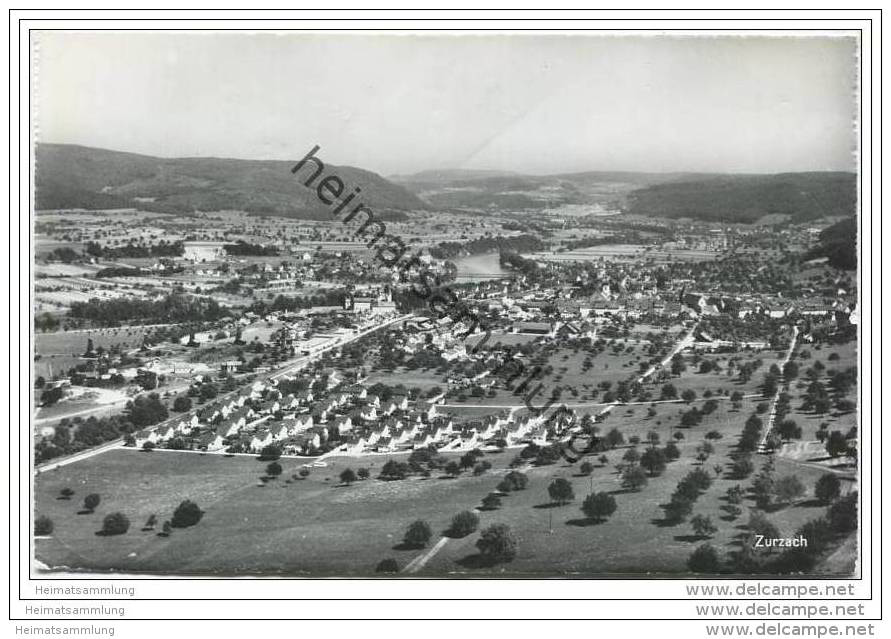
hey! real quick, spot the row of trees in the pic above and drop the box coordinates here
[36,394,170,463]
[663,468,713,524]
[392,517,518,569]
[40,487,203,539]
[68,293,227,327]
[692,489,858,575]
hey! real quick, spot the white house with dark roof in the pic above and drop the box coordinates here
[133,429,158,448]
[198,432,225,452]
[333,415,353,434]
[250,429,274,451]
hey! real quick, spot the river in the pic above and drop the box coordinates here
[451,252,512,283]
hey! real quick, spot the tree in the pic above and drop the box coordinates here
[404,520,432,548]
[548,478,575,505]
[171,500,203,528]
[687,544,721,573]
[101,512,130,536]
[641,447,667,476]
[825,431,848,457]
[474,461,493,476]
[266,462,283,478]
[497,470,528,493]
[127,393,169,428]
[298,467,311,479]
[604,427,625,449]
[726,484,744,505]
[340,468,358,485]
[460,452,477,470]
[699,360,715,374]
[681,408,703,428]
[41,386,64,407]
[752,471,775,510]
[83,493,100,513]
[690,514,717,538]
[259,444,282,461]
[773,475,806,506]
[665,495,694,523]
[598,454,609,466]
[681,389,697,404]
[828,492,857,533]
[34,515,54,536]
[663,441,681,461]
[815,474,842,505]
[723,503,743,520]
[59,487,75,500]
[449,511,480,537]
[622,447,641,464]
[357,467,370,481]
[671,354,686,376]
[731,455,755,479]
[144,514,157,530]
[776,419,802,442]
[579,461,594,476]
[445,461,461,477]
[173,396,192,412]
[476,524,517,563]
[380,459,409,480]
[622,465,648,492]
[481,493,502,510]
[739,513,780,569]
[835,399,856,414]
[160,521,172,537]
[198,382,218,402]
[375,558,399,573]
[581,492,617,522]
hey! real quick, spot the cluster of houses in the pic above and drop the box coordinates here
[465,282,857,328]
[130,365,572,457]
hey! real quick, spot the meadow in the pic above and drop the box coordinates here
[34,394,855,578]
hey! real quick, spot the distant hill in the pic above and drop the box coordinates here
[393,169,857,223]
[35,144,428,220]
[389,168,520,183]
[805,216,857,269]
[392,171,637,211]
[392,169,751,213]
[624,172,856,223]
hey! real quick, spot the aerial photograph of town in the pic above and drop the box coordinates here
[30,32,860,578]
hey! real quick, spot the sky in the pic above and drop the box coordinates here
[34,32,859,176]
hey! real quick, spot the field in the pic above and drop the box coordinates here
[31,319,858,578]
[34,327,156,379]
[363,369,445,391]
[785,341,858,439]
[35,403,856,577]
[465,332,540,348]
[525,245,721,264]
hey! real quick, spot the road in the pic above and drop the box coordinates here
[402,535,451,574]
[35,313,412,473]
[592,322,698,420]
[34,399,130,425]
[635,322,699,385]
[758,325,800,451]
[440,393,762,410]
[774,440,858,478]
